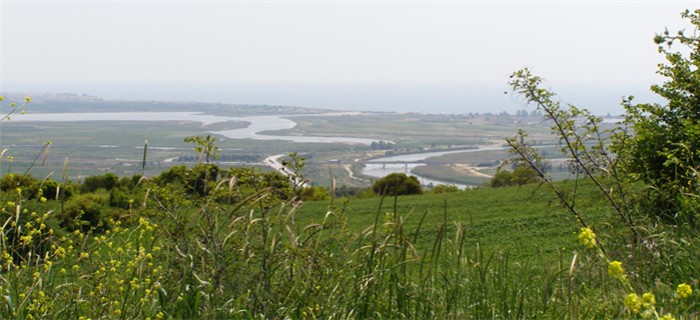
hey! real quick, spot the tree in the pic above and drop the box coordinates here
[184,134,221,164]
[615,9,700,222]
[372,173,422,196]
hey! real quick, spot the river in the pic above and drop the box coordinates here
[13,112,378,145]
[15,111,502,187]
[362,146,509,189]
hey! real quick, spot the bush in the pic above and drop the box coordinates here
[372,173,422,196]
[155,164,220,197]
[614,9,700,223]
[80,173,119,193]
[0,173,36,192]
[59,194,108,232]
[430,184,460,193]
[297,186,331,201]
[490,164,539,187]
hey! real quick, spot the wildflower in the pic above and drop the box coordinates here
[578,227,596,248]
[39,197,47,203]
[660,314,677,320]
[641,292,656,309]
[676,283,692,299]
[608,261,625,280]
[624,293,641,313]
[25,96,31,103]
[79,252,89,259]
[156,312,164,319]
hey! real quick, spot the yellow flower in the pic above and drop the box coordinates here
[660,314,677,320]
[624,293,641,313]
[608,261,625,280]
[677,283,692,299]
[24,96,31,103]
[641,292,655,309]
[578,227,596,249]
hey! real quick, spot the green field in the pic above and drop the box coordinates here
[2,166,695,319]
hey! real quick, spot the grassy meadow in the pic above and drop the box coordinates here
[1,161,697,319]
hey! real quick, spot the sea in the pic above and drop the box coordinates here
[2,81,663,116]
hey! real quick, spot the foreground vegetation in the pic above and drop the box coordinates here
[0,162,697,319]
[1,8,700,320]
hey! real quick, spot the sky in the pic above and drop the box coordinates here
[0,1,696,114]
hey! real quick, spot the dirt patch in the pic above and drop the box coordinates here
[451,164,493,178]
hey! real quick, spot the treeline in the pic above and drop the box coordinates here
[369,140,395,150]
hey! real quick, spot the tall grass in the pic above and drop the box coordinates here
[1,172,699,318]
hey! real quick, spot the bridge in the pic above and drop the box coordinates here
[318,159,494,169]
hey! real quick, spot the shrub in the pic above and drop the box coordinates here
[58,194,108,232]
[80,173,119,193]
[490,164,539,187]
[0,173,36,192]
[614,9,700,223]
[430,184,460,193]
[372,173,422,196]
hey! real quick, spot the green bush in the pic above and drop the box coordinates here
[490,164,539,187]
[430,184,460,193]
[614,9,700,223]
[80,173,119,193]
[59,193,108,232]
[0,173,36,192]
[372,173,422,196]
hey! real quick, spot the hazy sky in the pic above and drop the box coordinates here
[0,1,696,113]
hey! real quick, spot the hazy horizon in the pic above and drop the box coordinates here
[1,80,662,115]
[0,1,691,115]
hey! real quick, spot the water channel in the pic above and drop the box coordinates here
[15,111,503,187]
[362,146,509,189]
[14,112,378,145]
